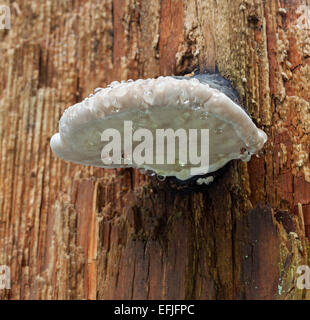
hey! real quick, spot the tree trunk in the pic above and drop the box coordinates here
[0,0,310,300]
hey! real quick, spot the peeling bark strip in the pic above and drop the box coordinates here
[0,0,309,300]
[159,0,184,75]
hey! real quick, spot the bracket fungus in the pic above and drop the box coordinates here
[50,73,267,182]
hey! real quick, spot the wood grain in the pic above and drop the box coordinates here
[0,0,309,299]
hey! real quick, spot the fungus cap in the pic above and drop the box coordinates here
[50,75,267,181]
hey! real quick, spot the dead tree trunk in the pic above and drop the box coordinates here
[0,0,310,300]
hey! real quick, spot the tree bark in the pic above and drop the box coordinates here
[0,0,310,300]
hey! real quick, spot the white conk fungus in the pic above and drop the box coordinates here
[50,74,267,181]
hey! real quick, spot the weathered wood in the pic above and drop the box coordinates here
[0,0,309,300]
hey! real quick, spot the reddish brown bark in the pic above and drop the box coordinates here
[0,0,309,300]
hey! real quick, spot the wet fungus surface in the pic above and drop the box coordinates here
[51,73,267,183]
